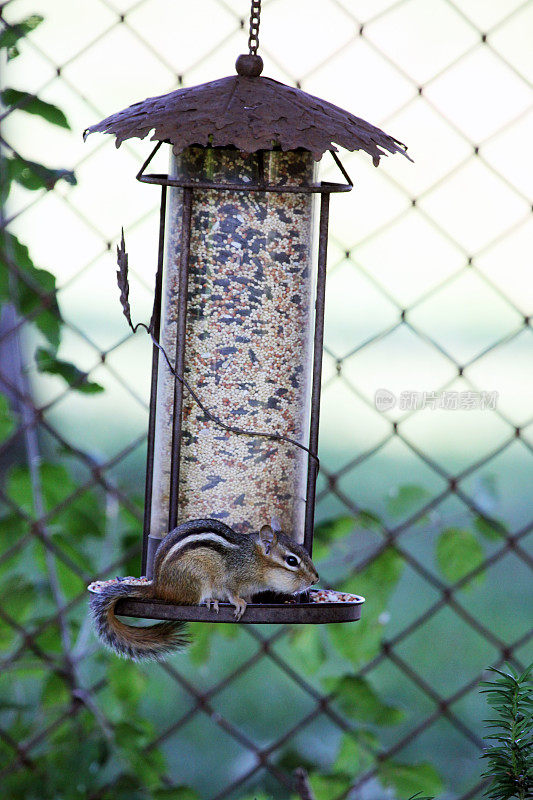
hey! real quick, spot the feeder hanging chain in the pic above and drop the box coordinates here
[248,0,261,55]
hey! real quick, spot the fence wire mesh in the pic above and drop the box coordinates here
[1,0,532,798]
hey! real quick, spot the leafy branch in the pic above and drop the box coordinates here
[0,12,42,60]
[0,10,100,394]
[480,664,532,799]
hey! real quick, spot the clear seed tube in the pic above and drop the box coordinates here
[150,146,316,543]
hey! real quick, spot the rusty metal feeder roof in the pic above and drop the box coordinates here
[84,55,411,166]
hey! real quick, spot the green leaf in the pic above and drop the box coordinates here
[35,347,103,394]
[0,231,61,349]
[308,773,351,800]
[315,516,355,544]
[216,622,239,640]
[480,661,532,794]
[51,488,105,541]
[6,463,72,515]
[333,730,378,776]
[114,719,153,751]
[343,546,405,607]
[326,675,404,727]
[41,672,69,708]
[54,555,86,599]
[5,466,33,516]
[1,88,70,128]
[4,465,104,557]
[290,626,327,675]
[329,547,404,667]
[0,525,24,575]
[187,623,216,665]
[7,155,76,192]
[328,615,385,669]
[354,509,382,530]
[436,527,485,587]
[120,500,144,530]
[378,760,443,796]
[32,614,63,655]
[386,484,430,519]
[0,575,36,646]
[0,15,43,58]
[313,516,355,559]
[0,394,15,443]
[101,773,143,800]
[276,748,317,775]
[474,514,507,541]
[108,660,147,708]
[120,530,143,575]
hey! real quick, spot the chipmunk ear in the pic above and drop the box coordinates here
[270,515,282,533]
[259,525,277,555]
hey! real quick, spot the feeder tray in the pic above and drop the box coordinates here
[88,579,365,624]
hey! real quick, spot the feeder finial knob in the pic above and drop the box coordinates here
[235,53,263,77]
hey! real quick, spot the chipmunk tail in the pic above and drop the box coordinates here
[89,583,190,662]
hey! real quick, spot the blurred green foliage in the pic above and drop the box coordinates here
[0,10,99,394]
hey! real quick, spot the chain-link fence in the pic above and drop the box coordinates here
[1,1,532,798]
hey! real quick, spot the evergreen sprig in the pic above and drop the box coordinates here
[480,664,532,800]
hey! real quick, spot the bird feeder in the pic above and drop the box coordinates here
[85,5,410,625]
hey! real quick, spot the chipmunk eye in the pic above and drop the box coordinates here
[285,555,299,567]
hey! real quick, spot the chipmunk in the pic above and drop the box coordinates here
[90,518,319,662]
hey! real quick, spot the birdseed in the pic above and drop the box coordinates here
[87,578,364,605]
[150,146,317,542]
